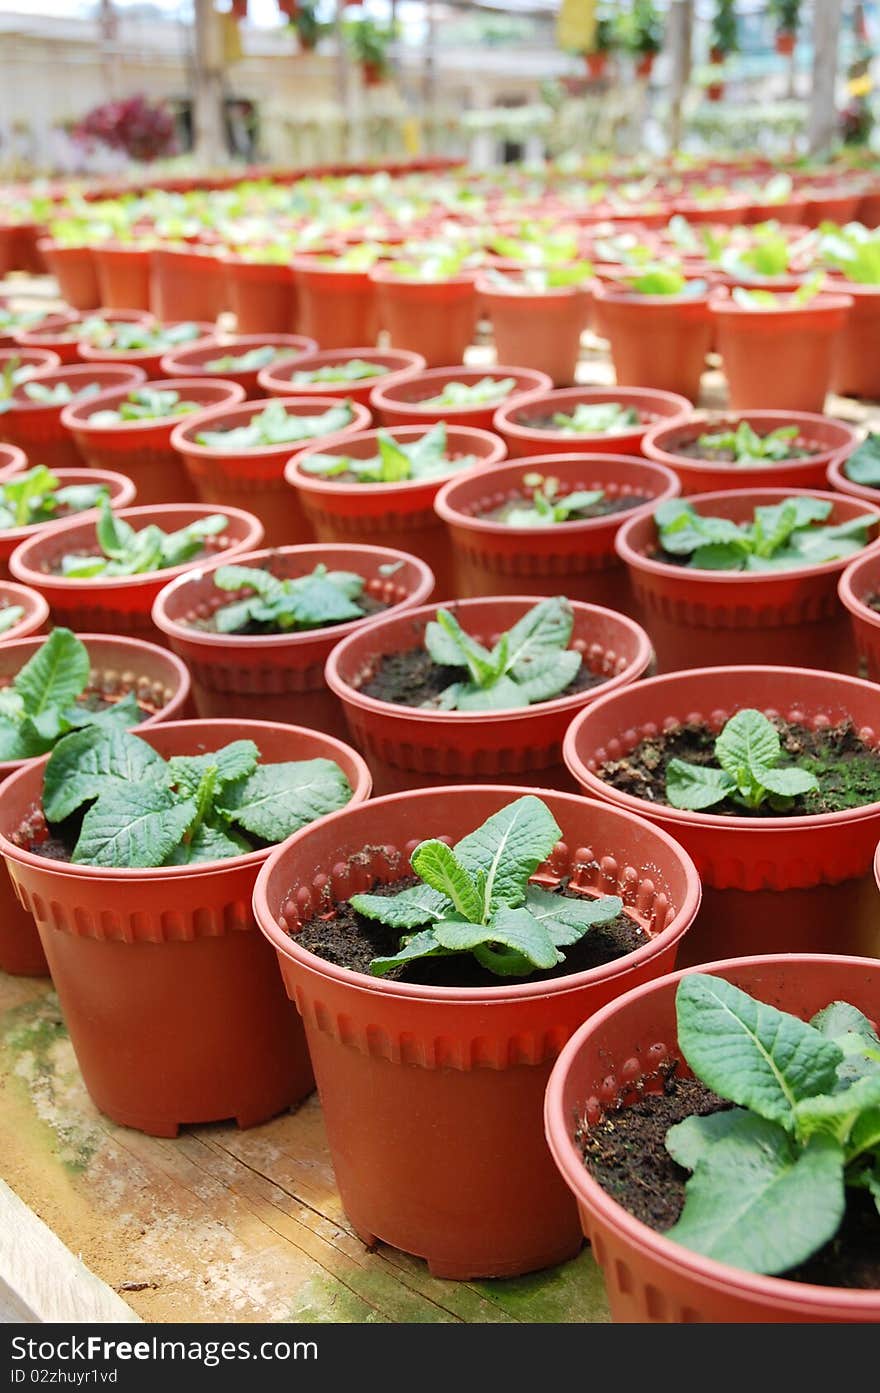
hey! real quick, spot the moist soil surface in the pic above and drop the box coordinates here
[481,493,651,524]
[579,1072,880,1290]
[670,431,818,463]
[294,873,647,987]
[359,646,606,709]
[598,718,880,817]
[191,589,387,636]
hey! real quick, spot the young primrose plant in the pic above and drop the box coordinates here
[664,974,880,1276]
[655,496,872,572]
[0,466,108,531]
[420,376,516,408]
[503,474,605,527]
[425,596,581,711]
[61,497,229,579]
[301,422,476,484]
[351,795,622,978]
[210,562,369,633]
[696,421,803,462]
[665,708,818,813]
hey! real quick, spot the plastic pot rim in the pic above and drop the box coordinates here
[0,580,50,638]
[60,377,246,437]
[493,386,693,449]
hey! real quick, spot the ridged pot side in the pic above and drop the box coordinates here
[254,783,700,1279]
[563,664,880,966]
[0,719,371,1135]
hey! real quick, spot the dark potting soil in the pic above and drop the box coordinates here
[481,494,651,524]
[598,718,880,817]
[579,1073,880,1290]
[294,873,647,987]
[190,589,387,636]
[358,646,606,709]
[672,432,818,463]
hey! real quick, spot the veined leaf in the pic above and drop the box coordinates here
[524,884,622,946]
[43,726,168,823]
[665,1107,753,1170]
[216,757,351,842]
[665,760,735,811]
[410,838,484,922]
[351,882,452,928]
[73,783,198,868]
[454,795,560,913]
[13,628,90,718]
[168,740,260,797]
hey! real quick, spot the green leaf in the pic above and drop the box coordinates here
[216,757,351,843]
[665,759,736,811]
[513,649,581,704]
[845,434,880,488]
[471,905,560,975]
[504,597,574,680]
[409,839,484,922]
[450,675,525,711]
[427,609,501,687]
[72,783,198,868]
[212,564,285,601]
[523,885,622,946]
[675,975,844,1129]
[95,499,136,559]
[13,628,89,718]
[0,715,53,762]
[665,1107,753,1170]
[715,708,780,780]
[794,1073,880,1148]
[454,795,561,914]
[43,727,168,823]
[368,928,449,977]
[351,883,452,928]
[811,1001,880,1053]
[667,1124,846,1276]
[168,740,260,797]
[0,606,24,636]
[61,689,141,731]
[376,434,413,483]
[751,764,819,799]
[165,820,251,866]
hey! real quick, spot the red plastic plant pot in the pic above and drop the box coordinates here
[563,664,880,967]
[0,467,137,579]
[286,424,506,599]
[325,595,653,795]
[368,266,478,368]
[0,632,191,977]
[435,452,680,612]
[152,541,435,738]
[3,364,147,472]
[838,547,880,682]
[0,579,49,642]
[160,333,318,399]
[494,386,692,460]
[371,364,552,432]
[91,243,152,311]
[544,953,880,1323]
[149,245,228,323]
[253,783,700,1279]
[0,347,62,392]
[476,280,590,387]
[617,486,879,673]
[644,410,859,495]
[61,376,246,507]
[802,191,863,229]
[829,282,880,399]
[0,718,371,1135]
[170,396,372,549]
[14,310,151,367]
[224,256,297,335]
[77,321,216,380]
[9,503,264,640]
[260,347,425,408]
[592,282,714,401]
[292,255,382,349]
[711,291,853,413]
[37,240,100,311]
[0,443,28,480]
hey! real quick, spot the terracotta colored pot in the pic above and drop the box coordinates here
[0,467,137,579]
[742,198,807,225]
[152,537,435,734]
[0,222,47,275]
[476,280,589,387]
[0,579,50,642]
[260,347,424,408]
[0,632,191,976]
[292,256,383,349]
[3,364,146,472]
[593,283,714,401]
[494,386,692,460]
[224,257,297,335]
[0,444,27,480]
[77,321,215,380]
[0,719,371,1134]
[435,452,680,612]
[829,281,880,399]
[171,396,372,549]
[802,191,862,229]
[16,309,152,367]
[564,664,880,966]
[9,503,264,639]
[644,410,859,494]
[325,595,653,794]
[616,486,879,673]
[545,952,880,1323]
[61,376,246,506]
[711,290,853,413]
[92,243,152,311]
[838,547,880,681]
[150,246,227,323]
[370,364,552,432]
[254,783,700,1278]
[586,52,608,78]
[857,187,880,229]
[368,267,478,368]
[160,333,318,399]
[38,239,100,311]
[286,424,506,598]
[671,199,743,226]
